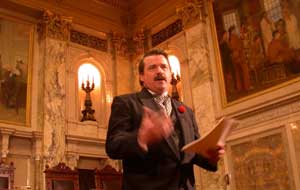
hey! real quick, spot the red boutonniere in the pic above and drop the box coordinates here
[178,105,186,113]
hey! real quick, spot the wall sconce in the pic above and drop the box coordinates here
[168,55,181,100]
[81,76,96,122]
[171,73,181,101]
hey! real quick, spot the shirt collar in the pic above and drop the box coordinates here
[147,89,168,97]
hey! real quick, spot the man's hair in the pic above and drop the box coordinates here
[138,49,170,86]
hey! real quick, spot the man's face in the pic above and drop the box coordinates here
[140,55,171,95]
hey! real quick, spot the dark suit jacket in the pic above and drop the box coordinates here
[105,88,217,190]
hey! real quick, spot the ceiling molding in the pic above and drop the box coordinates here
[3,0,186,34]
[6,0,127,33]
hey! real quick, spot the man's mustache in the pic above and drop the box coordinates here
[154,74,167,81]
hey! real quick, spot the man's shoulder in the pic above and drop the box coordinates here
[112,91,144,104]
[114,92,139,100]
[114,88,150,101]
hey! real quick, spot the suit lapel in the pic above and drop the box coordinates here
[172,100,198,164]
[172,100,193,150]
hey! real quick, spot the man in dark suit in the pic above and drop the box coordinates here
[105,49,224,190]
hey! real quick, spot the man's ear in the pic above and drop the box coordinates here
[139,74,144,83]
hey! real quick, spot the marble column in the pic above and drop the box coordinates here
[177,1,225,190]
[38,10,71,167]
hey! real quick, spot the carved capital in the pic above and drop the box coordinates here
[132,29,145,56]
[1,134,10,158]
[110,29,147,57]
[38,10,72,41]
[66,153,79,169]
[0,129,14,158]
[176,0,206,29]
[111,32,129,57]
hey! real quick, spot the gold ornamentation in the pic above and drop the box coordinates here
[176,0,206,28]
[132,29,145,56]
[38,10,72,41]
[70,30,108,52]
[112,32,129,57]
[94,0,122,9]
[151,19,183,47]
[108,30,146,57]
[230,133,291,189]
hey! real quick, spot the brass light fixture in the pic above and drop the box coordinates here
[81,76,96,122]
[171,73,181,101]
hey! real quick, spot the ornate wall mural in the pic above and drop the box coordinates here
[208,0,300,104]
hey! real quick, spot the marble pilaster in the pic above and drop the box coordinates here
[108,32,118,96]
[176,0,206,29]
[179,1,224,189]
[38,10,71,167]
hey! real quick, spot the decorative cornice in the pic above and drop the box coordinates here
[94,0,124,9]
[70,30,108,52]
[176,0,206,29]
[38,10,72,41]
[236,95,300,129]
[151,19,183,47]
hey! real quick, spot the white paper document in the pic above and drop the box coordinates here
[181,117,239,157]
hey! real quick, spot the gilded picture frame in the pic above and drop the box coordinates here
[208,0,300,106]
[0,15,33,126]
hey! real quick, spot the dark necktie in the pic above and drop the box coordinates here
[155,96,181,149]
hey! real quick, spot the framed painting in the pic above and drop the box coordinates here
[208,0,300,105]
[0,15,33,126]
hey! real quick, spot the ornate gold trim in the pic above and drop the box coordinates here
[111,32,129,57]
[176,0,206,29]
[38,10,72,41]
[151,19,183,47]
[70,30,108,52]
